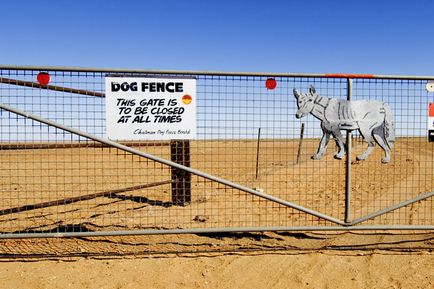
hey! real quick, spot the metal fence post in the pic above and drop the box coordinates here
[296,123,305,165]
[345,78,353,224]
[255,127,261,179]
[170,140,191,206]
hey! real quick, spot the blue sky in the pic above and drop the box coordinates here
[1,0,434,75]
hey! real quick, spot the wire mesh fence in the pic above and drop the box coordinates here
[0,67,432,240]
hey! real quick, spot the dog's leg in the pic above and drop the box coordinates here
[331,126,345,159]
[312,125,331,160]
[356,124,376,161]
[372,125,391,163]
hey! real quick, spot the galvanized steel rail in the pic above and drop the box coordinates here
[2,64,434,79]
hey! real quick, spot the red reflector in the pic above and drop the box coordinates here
[37,72,51,85]
[429,103,434,117]
[265,78,277,90]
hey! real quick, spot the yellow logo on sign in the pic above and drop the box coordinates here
[182,94,192,105]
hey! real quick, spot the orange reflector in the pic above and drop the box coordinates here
[325,74,374,79]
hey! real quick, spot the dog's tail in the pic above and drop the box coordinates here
[383,103,395,149]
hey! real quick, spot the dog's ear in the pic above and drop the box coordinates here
[308,85,316,95]
[293,88,300,99]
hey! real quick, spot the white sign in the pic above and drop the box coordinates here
[105,77,196,140]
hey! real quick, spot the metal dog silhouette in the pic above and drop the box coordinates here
[293,85,395,163]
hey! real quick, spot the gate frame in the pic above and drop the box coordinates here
[0,65,433,238]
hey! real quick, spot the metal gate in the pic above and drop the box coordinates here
[0,66,433,238]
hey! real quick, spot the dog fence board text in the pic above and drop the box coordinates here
[105,77,197,140]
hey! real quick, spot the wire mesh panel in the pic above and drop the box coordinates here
[0,67,433,239]
[350,79,433,225]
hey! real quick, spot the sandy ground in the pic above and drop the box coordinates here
[0,252,433,289]
[0,137,432,288]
